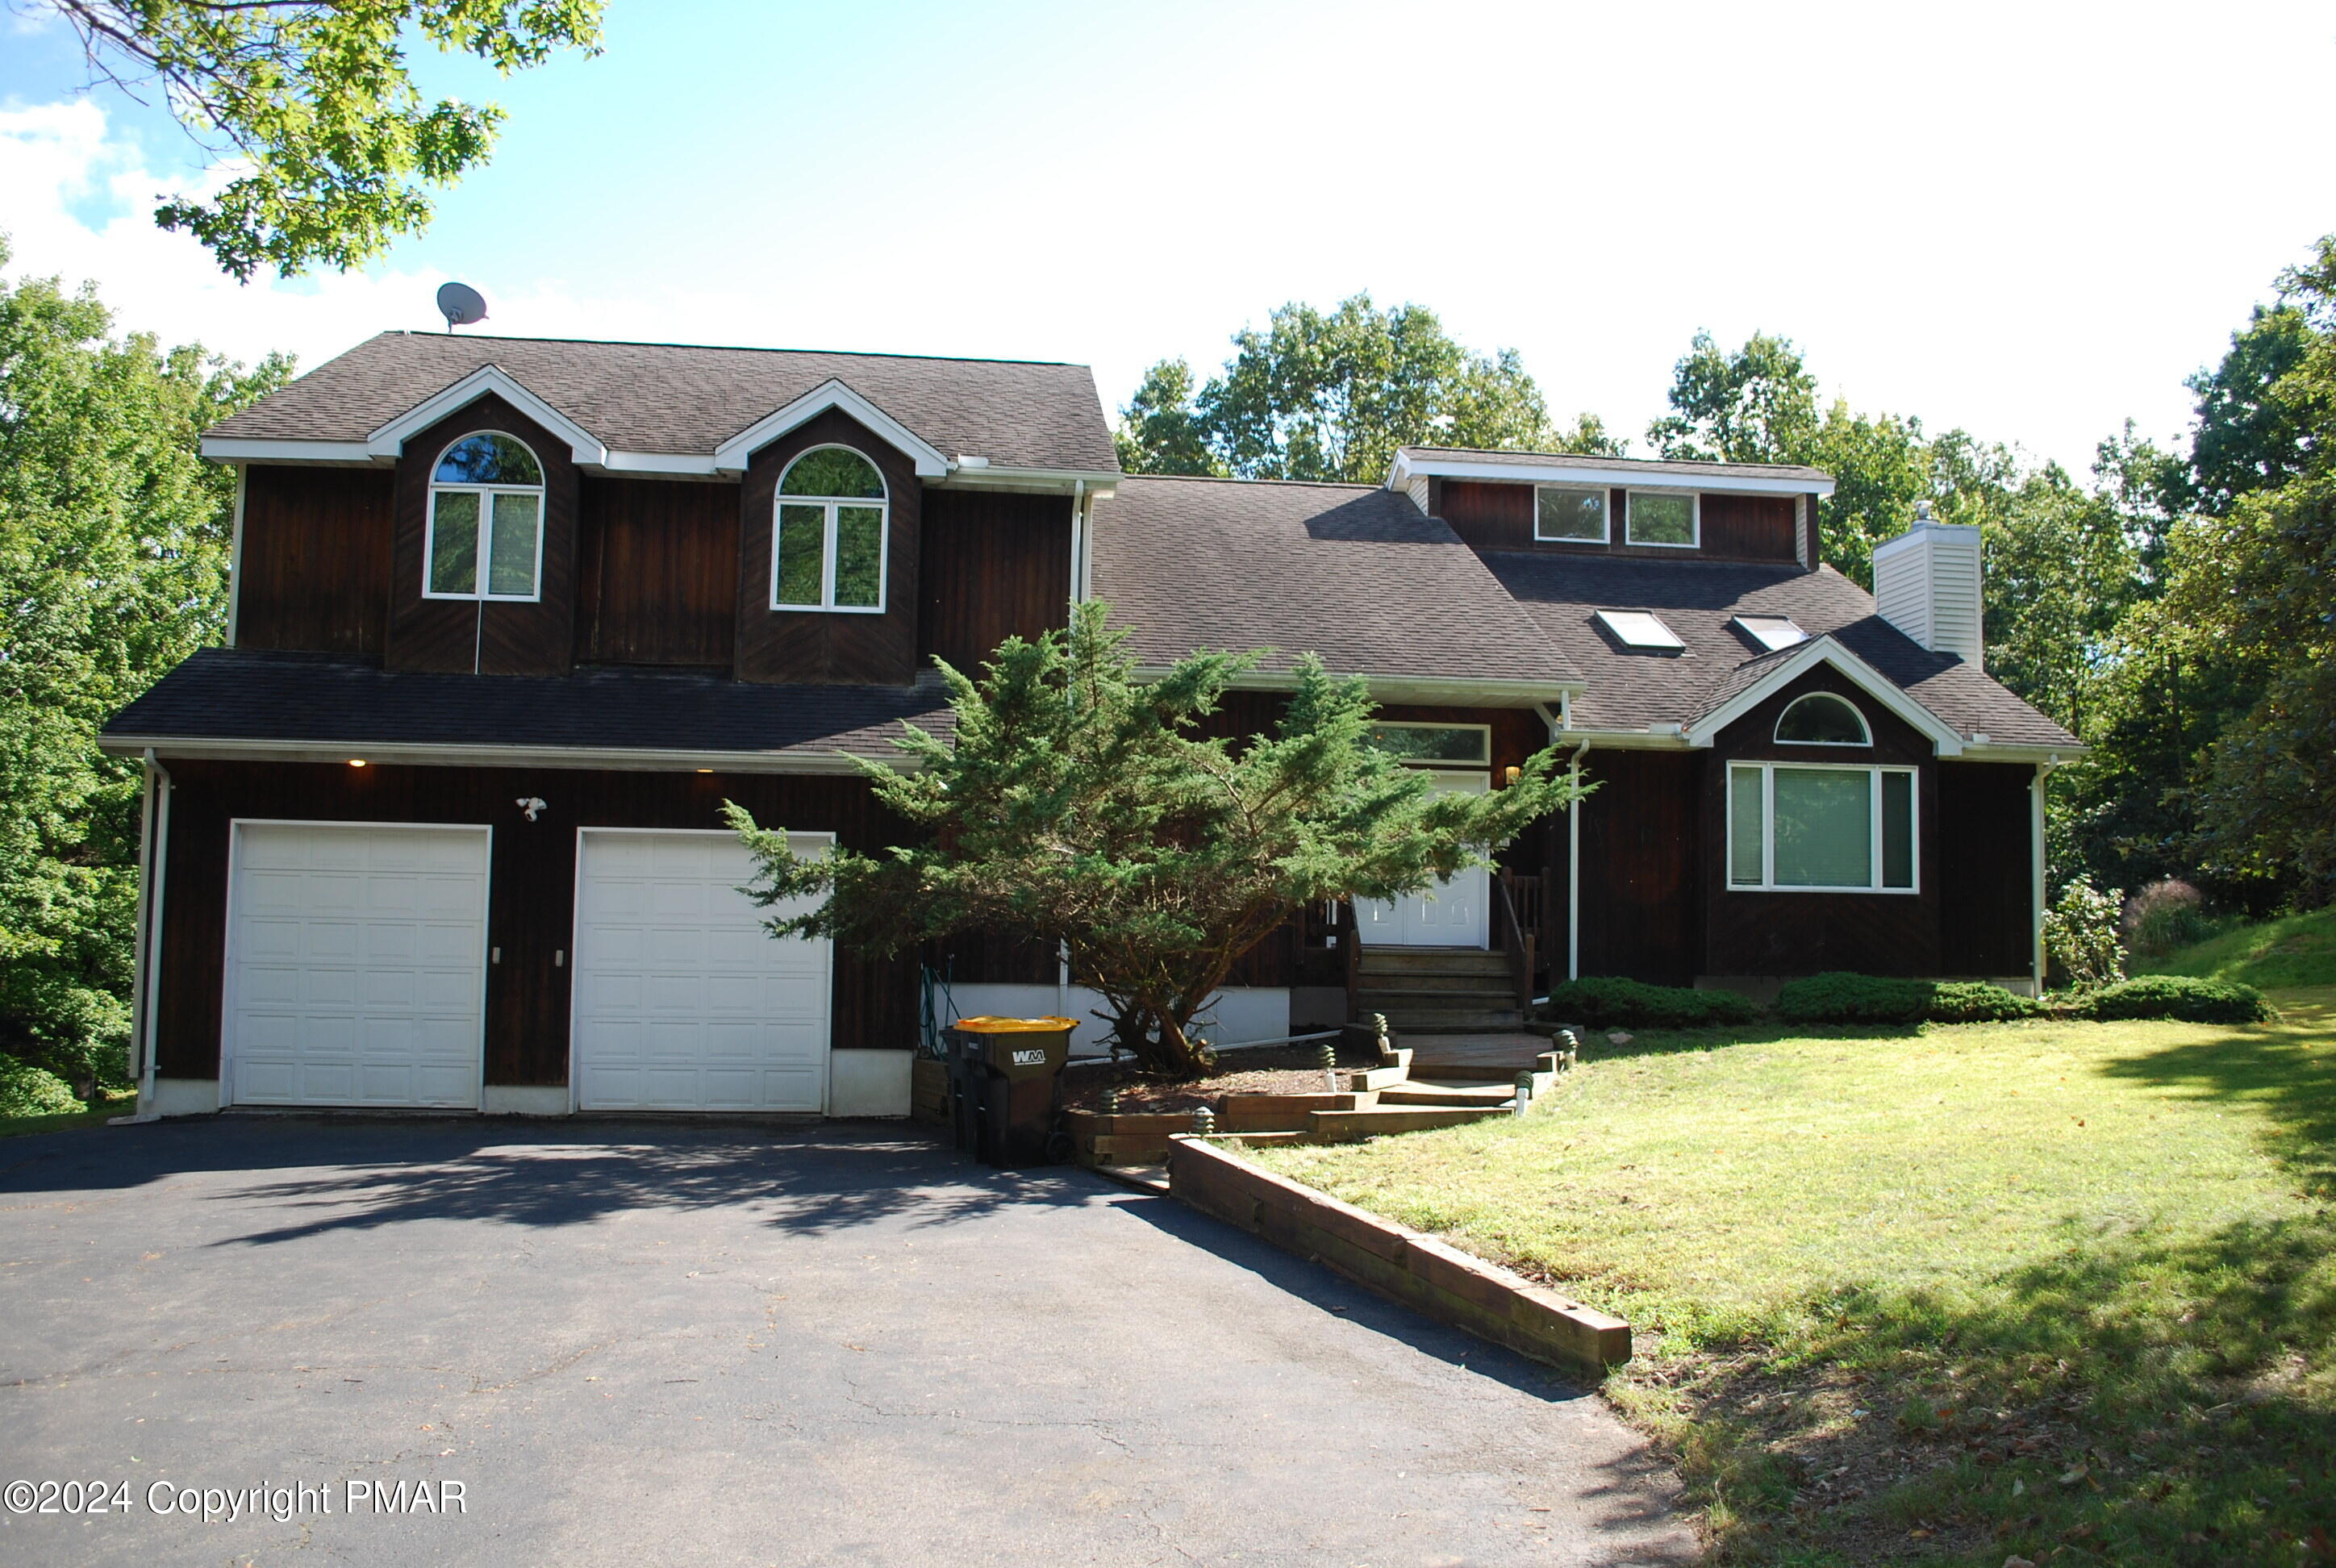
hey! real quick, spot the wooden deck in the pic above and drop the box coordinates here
[1403,1031,1558,1077]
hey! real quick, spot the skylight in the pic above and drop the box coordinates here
[1596,610,1686,651]
[1733,615,1808,652]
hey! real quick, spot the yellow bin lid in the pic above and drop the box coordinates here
[950,1015,1077,1033]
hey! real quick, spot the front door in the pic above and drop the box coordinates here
[1359,774,1491,948]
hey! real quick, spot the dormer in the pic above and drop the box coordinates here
[1387,447,1835,567]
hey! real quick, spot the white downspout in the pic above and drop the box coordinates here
[127,753,158,1087]
[1068,479,1088,610]
[223,463,248,647]
[2031,754,2065,996]
[1537,696,1589,983]
[136,750,173,1114]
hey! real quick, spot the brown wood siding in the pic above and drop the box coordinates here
[919,489,1072,674]
[1698,494,1798,561]
[1937,761,2035,976]
[152,761,916,1086]
[574,476,739,667]
[1435,478,1808,564]
[385,392,578,676]
[1700,665,1942,977]
[232,465,394,654]
[1575,749,1701,985]
[735,408,921,686]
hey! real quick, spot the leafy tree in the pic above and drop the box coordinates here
[1116,294,1575,483]
[2185,301,2316,515]
[1646,329,1821,465]
[1978,464,2138,736]
[38,1,603,279]
[0,240,290,1093]
[728,603,1582,1078]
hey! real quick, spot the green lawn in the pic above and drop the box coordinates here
[0,1091,136,1139]
[1249,995,2336,1566]
[2134,905,2336,990]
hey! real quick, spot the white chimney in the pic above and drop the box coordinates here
[1871,504,1984,666]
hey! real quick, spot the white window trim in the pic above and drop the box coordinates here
[1773,691,1872,747]
[1727,760,1918,895]
[1533,483,1610,544]
[1625,489,1700,549]
[1370,720,1494,769]
[770,444,891,615]
[422,432,547,603]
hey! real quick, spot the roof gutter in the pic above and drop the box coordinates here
[1133,666,1583,707]
[96,735,925,775]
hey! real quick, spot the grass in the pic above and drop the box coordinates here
[2134,905,2336,991]
[0,1089,136,1139]
[1249,997,2336,1566]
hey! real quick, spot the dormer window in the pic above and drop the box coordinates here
[1625,490,1698,548]
[774,445,887,612]
[426,432,544,601]
[1775,691,1871,745]
[1534,485,1608,543]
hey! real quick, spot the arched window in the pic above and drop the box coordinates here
[425,432,544,601]
[774,446,888,611]
[1775,691,1871,746]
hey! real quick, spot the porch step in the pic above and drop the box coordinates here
[1354,970,1519,994]
[1308,1104,1515,1141]
[1377,1082,1520,1108]
[1357,948,1510,977]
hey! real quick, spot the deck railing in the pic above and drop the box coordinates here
[1494,873,1537,1016]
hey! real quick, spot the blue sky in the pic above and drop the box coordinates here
[2,0,2332,473]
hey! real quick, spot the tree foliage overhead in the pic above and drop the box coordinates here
[42,0,603,280]
[728,603,1582,1078]
[0,238,290,1091]
[1116,294,1616,483]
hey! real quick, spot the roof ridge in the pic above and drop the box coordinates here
[380,329,1092,371]
[1400,444,1829,473]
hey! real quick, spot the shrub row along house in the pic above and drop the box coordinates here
[101,332,2079,1119]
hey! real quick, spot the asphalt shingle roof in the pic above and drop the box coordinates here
[208,332,1120,472]
[100,650,956,762]
[1400,445,1834,486]
[1088,477,1579,689]
[1479,553,2079,747]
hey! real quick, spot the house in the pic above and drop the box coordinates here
[100,331,2079,1120]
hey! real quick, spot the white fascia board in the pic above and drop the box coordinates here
[199,437,378,465]
[365,365,609,468]
[1958,741,2089,763]
[713,378,949,477]
[1561,728,1698,751]
[596,449,726,478]
[95,733,923,775]
[933,465,1121,497]
[1387,450,1834,498]
[1682,636,1966,755]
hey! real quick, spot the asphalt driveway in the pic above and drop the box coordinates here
[0,1117,1693,1566]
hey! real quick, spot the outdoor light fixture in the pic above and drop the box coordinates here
[347,759,368,769]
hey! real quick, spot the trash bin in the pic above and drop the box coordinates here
[942,1015,1074,1166]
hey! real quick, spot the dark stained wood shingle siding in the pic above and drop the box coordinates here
[735,408,921,686]
[1937,761,2036,977]
[1574,749,1702,985]
[152,761,917,1086]
[1698,494,1798,561]
[1437,479,1804,565]
[919,489,1072,674]
[232,465,394,655]
[574,476,739,667]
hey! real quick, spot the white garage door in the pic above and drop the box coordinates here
[226,823,490,1108]
[572,829,832,1112]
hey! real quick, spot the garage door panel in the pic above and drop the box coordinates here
[228,824,486,1109]
[574,830,830,1112]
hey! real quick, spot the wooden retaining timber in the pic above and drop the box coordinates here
[1166,1136,1631,1377]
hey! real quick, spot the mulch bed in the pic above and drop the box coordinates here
[1057,1044,1370,1113]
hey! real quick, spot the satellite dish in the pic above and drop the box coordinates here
[436,281,488,332]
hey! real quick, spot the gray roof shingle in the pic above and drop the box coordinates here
[100,650,956,762]
[1089,477,1579,690]
[1479,553,2078,747]
[209,332,1120,472]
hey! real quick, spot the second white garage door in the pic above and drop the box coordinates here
[571,829,832,1112]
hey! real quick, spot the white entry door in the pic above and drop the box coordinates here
[225,823,490,1107]
[571,829,832,1112]
[1360,773,1491,948]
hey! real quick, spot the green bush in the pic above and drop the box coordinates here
[1775,972,2039,1025]
[0,1053,81,1118]
[1541,977,1759,1029]
[2079,975,2272,1024]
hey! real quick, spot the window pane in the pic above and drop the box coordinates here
[781,447,885,498]
[1368,725,1490,765]
[428,491,479,595]
[1771,768,1871,887]
[1628,491,1696,546]
[835,506,884,607]
[775,505,827,605]
[1536,486,1606,541]
[1729,766,1765,885]
[1882,770,1914,888]
[1776,693,1869,744]
[436,432,541,486]
[487,492,540,597]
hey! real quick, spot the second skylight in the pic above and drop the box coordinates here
[1596,609,1686,650]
